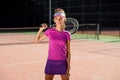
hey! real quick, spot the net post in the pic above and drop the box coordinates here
[118,27,120,37]
[86,25,88,39]
[96,24,100,40]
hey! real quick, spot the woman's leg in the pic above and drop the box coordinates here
[61,74,70,80]
[45,74,54,80]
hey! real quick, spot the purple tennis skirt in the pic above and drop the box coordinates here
[45,59,67,74]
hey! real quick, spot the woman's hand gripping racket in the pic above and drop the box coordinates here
[38,23,48,32]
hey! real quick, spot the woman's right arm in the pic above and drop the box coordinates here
[34,23,47,43]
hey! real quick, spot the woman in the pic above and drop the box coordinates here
[34,8,71,80]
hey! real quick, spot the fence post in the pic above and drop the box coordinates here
[96,24,100,40]
[118,27,120,37]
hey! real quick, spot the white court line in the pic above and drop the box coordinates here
[0,61,43,67]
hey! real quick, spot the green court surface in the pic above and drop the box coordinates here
[0,30,37,34]
[72,34,120,43]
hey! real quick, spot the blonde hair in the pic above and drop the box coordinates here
[54,8,66,17]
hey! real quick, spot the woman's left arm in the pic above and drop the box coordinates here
[66,40,71,73]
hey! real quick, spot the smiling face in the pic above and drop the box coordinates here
[54,12,65,24]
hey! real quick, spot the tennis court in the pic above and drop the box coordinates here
[0,31,120,80]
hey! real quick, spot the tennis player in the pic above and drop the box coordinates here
[34,8,71,80]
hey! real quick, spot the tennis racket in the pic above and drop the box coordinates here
[65,18,79,34]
